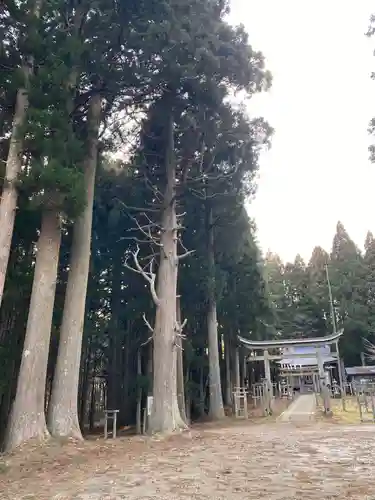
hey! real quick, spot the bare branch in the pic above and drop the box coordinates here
[174,318,186,349]
[143,211,162,229]
[116,197,159,213]
[174,318,188,338]
[177,236,195,260]
[178,249,195,260]
[127,213,162,246]
[141,335,153,347]
[124,246,161,307]
[143,173,164,202]
[149,259,160,306]
[124,248,144,276]
[142,313,154,333]
[133,247,150,276]
[119,236,152,245]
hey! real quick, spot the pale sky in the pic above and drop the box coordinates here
[229,0,375,262]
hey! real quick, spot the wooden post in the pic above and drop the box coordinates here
[104,410,119,439]
[313,372,318,393]
[142,407,147,434]
[104,414,108,439]
[371,393,375,422]
[316,349,330,413]
[113,411,117,439]
[357,393,364,422]
[243,396,248,419]
[264,349,272,415]
[335,340,346,411]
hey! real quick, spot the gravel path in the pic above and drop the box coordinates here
[3,420,375,499]
[279,394,316,422]
[49,423,375,500]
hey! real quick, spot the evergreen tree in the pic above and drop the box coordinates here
[364,231,375,344]
[330,222,368,365]
[0,0,42,307]
[0,0,274,449]
[307,246,331,336]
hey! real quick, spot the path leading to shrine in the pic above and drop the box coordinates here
[1,418,374,500]
[279,393,316,422]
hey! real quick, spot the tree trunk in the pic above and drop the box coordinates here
[0,290,30,447]
[48,94,101,439]
[224,335,232,406]
[199,364,205,415]
[147,341,153,396]
[107,253,122,412]
[121,321,132,424]
[234,345,240,389]
[0,88,29,301]
[79,338,92,432]
[185,366,191,422]
[176,296,187,423]
[206,203,225,420]
[136,350,142,434]
[241,350,247,388]
[89,372,96,433]
[5,210,61,451]
[148,104,186,434]
[0,1,43,308]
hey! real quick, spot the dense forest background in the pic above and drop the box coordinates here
[264,222,375,367]
[0,0,374,453]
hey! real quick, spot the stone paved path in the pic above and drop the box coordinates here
[279,394,316,422]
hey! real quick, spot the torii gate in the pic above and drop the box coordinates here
[237,330,345,414]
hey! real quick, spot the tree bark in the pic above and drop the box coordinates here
[206,203,225,420]
[78,336,92,431]
[241,350,247,388]
[0,284,30,446]
[107,253,122,412]
[48,94,101,438]
[0,0,42,307]
[199,364,205,415]
[176,296,187,423]
[135,350,142,434]
[148,104,186,434]
[224,334,232,406]
[185,366,191,422]
[89,370,96,433]
[5,210,61,451]
[121,321,132,424]
[234,345,240,389]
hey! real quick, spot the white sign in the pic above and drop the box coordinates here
[147,396,154,416]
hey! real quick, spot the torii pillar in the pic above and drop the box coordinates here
[263,349,273,414]
[316,348,331,413]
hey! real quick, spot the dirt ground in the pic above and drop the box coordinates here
[1,414,375,500]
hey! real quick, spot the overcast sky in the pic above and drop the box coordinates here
[229,0,375,263]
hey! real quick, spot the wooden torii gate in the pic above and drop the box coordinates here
[237,330,345,415]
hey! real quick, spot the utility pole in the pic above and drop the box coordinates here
[325,263,337,334]
[325,263,346,410]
